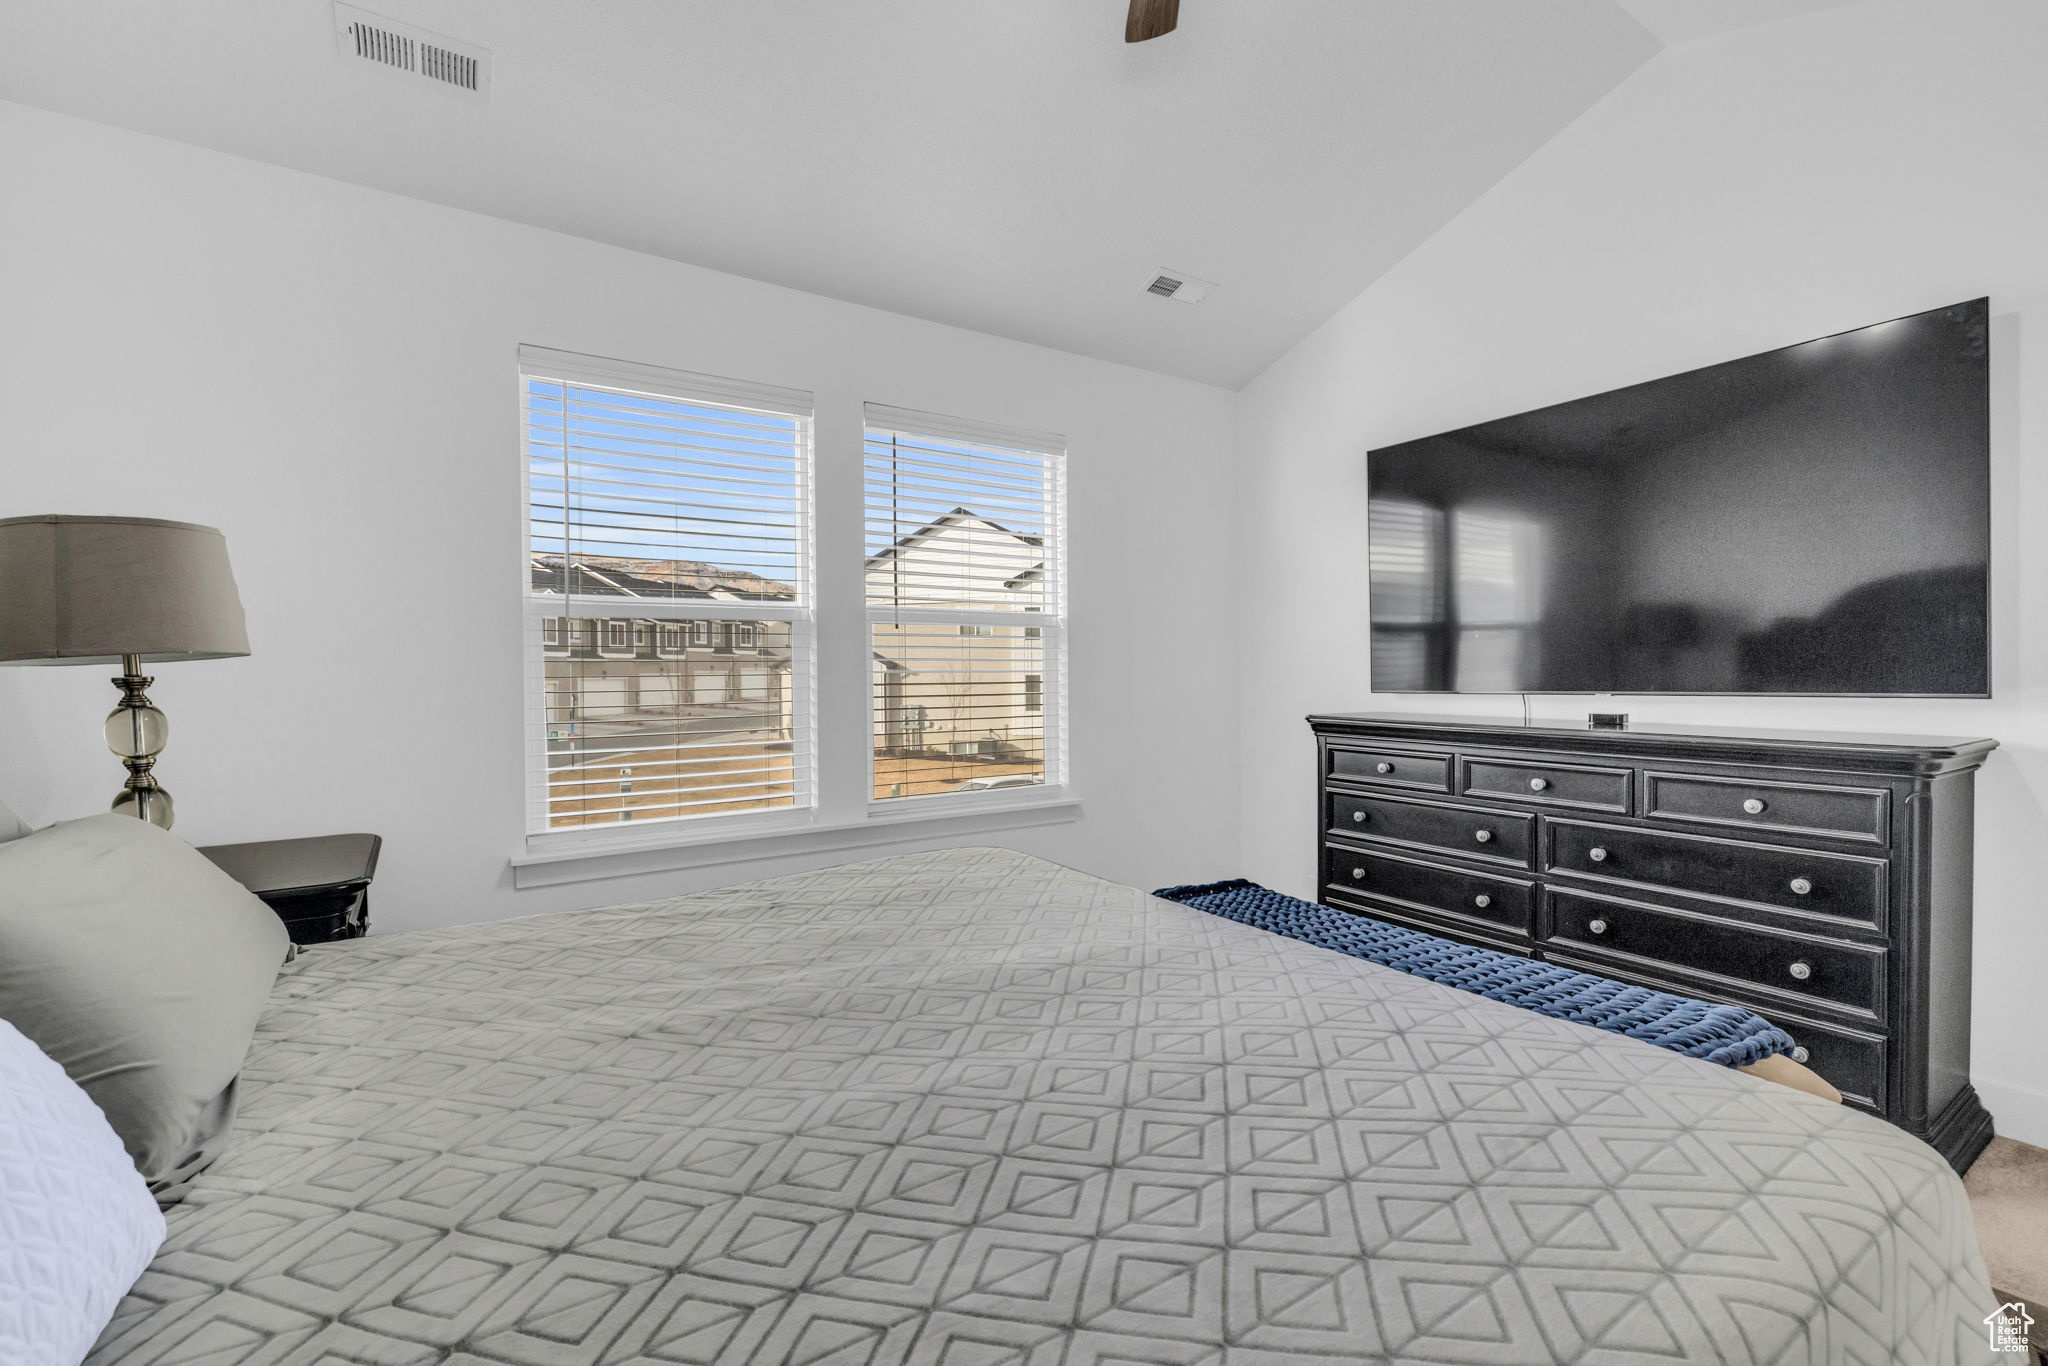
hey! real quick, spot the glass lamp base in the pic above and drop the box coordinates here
[105,703,169,759]
[107,659,176,830]
[112,786,175,830]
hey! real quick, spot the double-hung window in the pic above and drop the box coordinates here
[518,352,1067,859]
[1367,496,1446,691]
[521,347,813,840]
[864,404,1065,803]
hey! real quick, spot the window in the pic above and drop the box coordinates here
[1366,497,1544,692]
[1451,507,1545,691]
[1368,497,1446,691]
[523,347,812,838]
[865,404,1064,803]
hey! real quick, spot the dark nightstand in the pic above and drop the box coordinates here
[199,834,382,945]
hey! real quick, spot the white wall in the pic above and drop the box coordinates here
[0,101,1242,927]
[1235,0,2048,1144]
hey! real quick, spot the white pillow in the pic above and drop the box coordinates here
[0,1017,165,1366]
[0,797,29,844]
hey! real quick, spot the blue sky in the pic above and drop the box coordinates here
[526,379,1052,582]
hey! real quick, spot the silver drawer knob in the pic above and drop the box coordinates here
[1587,846,1609,863]
[1351,867,1366,880]
[1588,918,1609,934]
[1528,777,1550,792]
[1473,829,1493,844]
[1742,798,1767,814]
[1788,961,1813,981]
[1788,877,1813,896]
[1473,894,1491,909]
[1352,811,1368,822]
[1790,1045,1811,1064]
[1376,761,1394,774]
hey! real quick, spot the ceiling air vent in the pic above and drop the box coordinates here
[334,4,491,98]
[1140,269,1216,305]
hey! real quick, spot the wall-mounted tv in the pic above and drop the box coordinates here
[1367,298,1989,697]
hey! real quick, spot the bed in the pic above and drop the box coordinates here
[89,846,2006,1364]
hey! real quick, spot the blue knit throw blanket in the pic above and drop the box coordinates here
[1153,879,1792,1068]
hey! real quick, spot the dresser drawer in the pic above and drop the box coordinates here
[1644,772,1889,844]
[1545,819,1886,928]
[1324,886,1531,956]
[1545,949,1887,1111]
[1549,890,1884,1018]
[1326,791,1533,868]
[1324,846,1535,937]
[1777,1015,1888,1112]
[1463,757,1631,814]
[1326,745,1453,794]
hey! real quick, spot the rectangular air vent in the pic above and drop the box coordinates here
[335,4,490,98]
[1140,269,1216,305]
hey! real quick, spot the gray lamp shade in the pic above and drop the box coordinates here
[0,516,249,666]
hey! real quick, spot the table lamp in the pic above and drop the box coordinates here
[0,515,249,829]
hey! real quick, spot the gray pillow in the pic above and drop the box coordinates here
[0,796,30,844]
[0,814,288,1199]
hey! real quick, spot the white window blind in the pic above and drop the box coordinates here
[1368,498,1444,625]
[1452,507,1545,692]
[1368,496,1444,692]
[1453,508,1544,626]
[864,404,1065,803]
[521,346,814,839]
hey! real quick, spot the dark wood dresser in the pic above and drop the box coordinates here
[1309,712,1997,1171]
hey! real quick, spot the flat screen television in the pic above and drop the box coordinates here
[1367,298,1990,696]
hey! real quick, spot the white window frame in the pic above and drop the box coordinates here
[862,403,1068,815]
[519,346,816,855]
[510,365,1080,887]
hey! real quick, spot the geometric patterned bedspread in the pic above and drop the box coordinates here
[89,847,2011,1365]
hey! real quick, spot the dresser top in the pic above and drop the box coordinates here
[1308,712,1998,774]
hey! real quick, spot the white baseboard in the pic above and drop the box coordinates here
[1976,1077,2048,1150]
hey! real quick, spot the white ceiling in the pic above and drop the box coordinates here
[0,2,1859,387]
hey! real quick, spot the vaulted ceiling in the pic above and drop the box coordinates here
[0,1,1867,386]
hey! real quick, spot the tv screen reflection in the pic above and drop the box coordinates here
[1366,300,1989,697]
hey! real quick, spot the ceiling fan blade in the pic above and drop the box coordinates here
[1126,0,1179,43]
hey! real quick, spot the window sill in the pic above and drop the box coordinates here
[508,795,1082,889]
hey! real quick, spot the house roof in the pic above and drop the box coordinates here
[863,508,1044,575]
[530,555,795,602]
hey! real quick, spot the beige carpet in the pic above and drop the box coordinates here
[1967,1135,2048,1357]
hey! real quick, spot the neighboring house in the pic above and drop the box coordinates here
[530,505,1047,814]
[865,510,1047,770]
[530,555,796,776]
